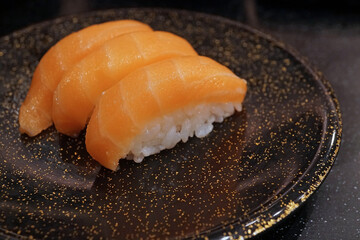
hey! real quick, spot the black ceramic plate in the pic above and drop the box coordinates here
[0,9,341,239]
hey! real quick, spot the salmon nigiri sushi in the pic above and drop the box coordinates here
[85,56,247,170]
[52,31,198,137]
[19,20,152,137]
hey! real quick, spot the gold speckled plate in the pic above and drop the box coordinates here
[0,9,341,239]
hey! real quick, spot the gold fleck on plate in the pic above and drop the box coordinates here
[0,9,341,239]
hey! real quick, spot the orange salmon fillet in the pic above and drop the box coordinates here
[85,56,247,170]
[52,31,198,137]
[19,20,152,136]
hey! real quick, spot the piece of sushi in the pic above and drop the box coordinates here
[52,31,198,137]
[19,20,152,137]
[85,56,247,170]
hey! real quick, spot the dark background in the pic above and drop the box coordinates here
[1,0,360,239]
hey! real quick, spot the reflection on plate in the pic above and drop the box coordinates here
[0,9,341,239]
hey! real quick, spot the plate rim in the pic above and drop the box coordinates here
[0,8,343,239]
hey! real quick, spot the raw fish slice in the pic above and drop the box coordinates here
[52,31,198,137]
[19,20,152,136]
[85,56,247,170]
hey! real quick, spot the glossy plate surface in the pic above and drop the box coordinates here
[0,9,341,239]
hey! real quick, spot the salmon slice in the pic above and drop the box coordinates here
[85,56,247,170]
[19,20,152,136]
[52,31,198,137]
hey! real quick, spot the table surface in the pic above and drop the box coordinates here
[1,1,359,239]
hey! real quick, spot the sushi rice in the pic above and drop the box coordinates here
[126,102,242,163]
